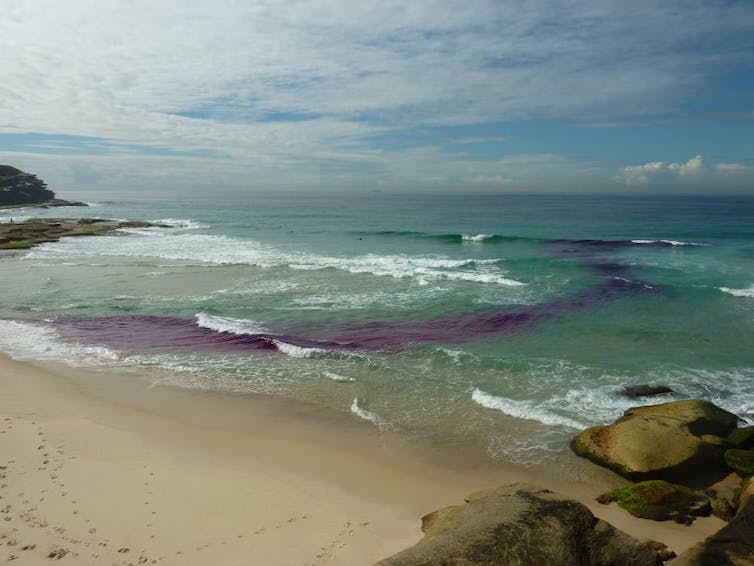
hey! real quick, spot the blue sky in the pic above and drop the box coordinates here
[1,0,753,193]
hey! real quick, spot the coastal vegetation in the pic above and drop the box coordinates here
[0,165,85,208]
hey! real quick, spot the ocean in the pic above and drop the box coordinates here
[1,192,753,469]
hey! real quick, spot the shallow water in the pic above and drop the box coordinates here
[1,192,753,467]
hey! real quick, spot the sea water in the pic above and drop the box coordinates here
[1,192,753,467]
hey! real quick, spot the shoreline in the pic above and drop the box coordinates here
[0,352,726,564]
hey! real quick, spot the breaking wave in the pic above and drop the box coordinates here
[26,231,524,287]
[471,388,586,429]
[195,313,268,335]
[719,285,754,298]
[350,398,387,428]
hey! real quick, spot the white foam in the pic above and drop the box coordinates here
[272,339,329,358]
[462,234,494,242]
[441,271,525,286]
[0,319,120,367]
[26,232,524,287]
[631,239,708,246]
[471,388,585,429]
[350,397,386,428]
[152,218,210,230]
[719,285,754,298]
[195,312,268,335]
[323,371,356,382]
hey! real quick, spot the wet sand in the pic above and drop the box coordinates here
[0,353,723,565]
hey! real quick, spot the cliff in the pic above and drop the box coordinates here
[0,165,86,208]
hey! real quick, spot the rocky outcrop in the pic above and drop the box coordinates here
[0,218,168,250]
[672,492,754,565]
[621,385,673,398]
[572,400,739,482]
[376,483,666,566]
[597,480,710,524]
[0,165,85,208]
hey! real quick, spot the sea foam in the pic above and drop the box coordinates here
[719,285,754,298]
[0,319,120,367]
[271,339,329,358]
[462,234,495,242]
[350,397,386,428]
[631,239,708,247]
[27,231,525,287]
[471,388,585,429]
[195,312,268,335]
[324,371,356,382]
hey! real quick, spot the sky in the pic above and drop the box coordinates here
[1,0,753,194]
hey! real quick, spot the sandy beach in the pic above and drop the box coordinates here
[0,353,724,565]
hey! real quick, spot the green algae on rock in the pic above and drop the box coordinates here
[597,480,711,524]
[0,218,168,250]
[725,449,754,477]
[728,426,754,450]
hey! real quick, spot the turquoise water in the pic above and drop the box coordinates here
[1,192,753,465]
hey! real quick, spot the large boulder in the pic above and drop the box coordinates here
[376,483,665,566]
[572,400,739,482]
[673,492,754,565]
[597,480,710,524]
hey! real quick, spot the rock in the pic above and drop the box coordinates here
[0,218,169,250]
[704,473,743,521]
[672,492,754,565]
[597,480,710,524]
[573,399,739,482]
[729,426,754,450]
[725,449,754,477]
[738,477,754,508]
[376,483,664,566]
[621,385,674,398]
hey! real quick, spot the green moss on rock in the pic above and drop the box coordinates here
[0,218,168,250]
[597,480,711,524]
[725,449,754,477]
[728,426,754,450]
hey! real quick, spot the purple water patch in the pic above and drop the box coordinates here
[50,277,656,356]
[49,237,664,356]
[52,315,352,355]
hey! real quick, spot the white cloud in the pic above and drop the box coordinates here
[617,155,754,188]
[617,161,666,186]
[0,1,752,189]
[667,154,704,176]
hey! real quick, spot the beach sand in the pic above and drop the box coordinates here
[0,354,724,565]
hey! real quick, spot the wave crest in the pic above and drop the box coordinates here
[471,388,585,429]
[719,285,754,298]
[195,313,268,335]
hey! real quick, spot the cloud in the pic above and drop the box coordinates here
[1,1,753,189]
[617,161,666,185]
[667,154,704,176]
[617,155,754,188]
[617,156,705,185]
[449,136,509,145]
